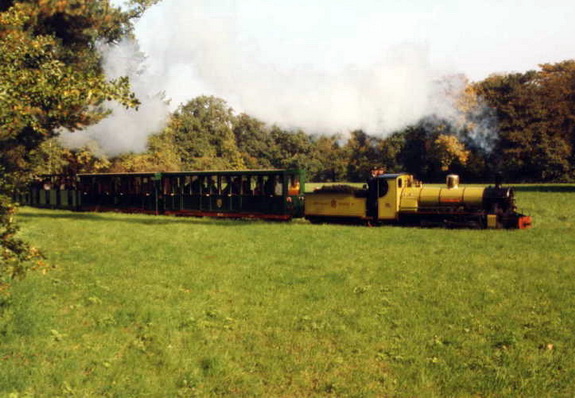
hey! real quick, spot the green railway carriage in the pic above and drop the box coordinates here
[78,173,161,214]
[16,169,306,221]
[16,175,79,210]
[159,169,305,220]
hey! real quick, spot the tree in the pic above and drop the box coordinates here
[379,132,406,174]
[428,134,470,172]
[159,96,245,170]
[0,0,158,292]
[0,0,153,179]
[342,130,382,181]
[233,113,277,169]
[311,135,347,182]
[474,62,575,181]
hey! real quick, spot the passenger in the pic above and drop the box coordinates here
[274,177,283,196]
[288,179,300,196]
[207,178,218,195]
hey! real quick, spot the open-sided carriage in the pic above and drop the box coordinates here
[16,169,306,221]
[159,170,304,220]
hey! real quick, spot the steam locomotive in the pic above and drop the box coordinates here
[306,173,531,229]
[14,169,531,229]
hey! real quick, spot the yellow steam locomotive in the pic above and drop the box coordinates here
[305,173,531,229]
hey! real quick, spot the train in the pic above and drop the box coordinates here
[13,169,532,229]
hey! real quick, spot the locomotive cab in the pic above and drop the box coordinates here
[370,173,413,221]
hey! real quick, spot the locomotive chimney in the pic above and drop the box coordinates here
[446,174,459,189]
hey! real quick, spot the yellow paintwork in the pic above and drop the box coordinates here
[305,193,366,218]
[378,177,399,219]
[399,187,420,212]
[487,214,498,228]
[378,174,487,221]
[305,174,488,222]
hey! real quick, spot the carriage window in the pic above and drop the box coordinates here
[190,176,200,194]
[142,177,153,194]
[274,175,283,196]
[221,176,230,195]
[263,176,275,196]
[112,177,121,194]
[173,177,181,194]
[230,176,240,195]
[200,176,208,194]
[133,177,141,194]
[101,178,111,194]
[242,176,252,195]
[288,175,300,195]
[203,176,217,195]
[252,176,263,195]
[163,178,171,195]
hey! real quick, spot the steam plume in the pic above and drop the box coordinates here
[64,0,469,154]
[59,40,170,155]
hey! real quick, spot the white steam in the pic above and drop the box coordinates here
[60,40,170,155]
[64,0,469,154]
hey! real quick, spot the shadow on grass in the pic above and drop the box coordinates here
[514,185,575,193]
[17,210,271,227]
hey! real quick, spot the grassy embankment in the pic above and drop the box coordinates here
[1,185,574,397]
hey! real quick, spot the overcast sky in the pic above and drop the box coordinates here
[133,0,575,81]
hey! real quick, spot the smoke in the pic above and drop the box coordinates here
[59,40,170,155]
[64,0,471,155]
[134,0,466,134]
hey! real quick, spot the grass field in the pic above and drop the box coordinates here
[1,186,575,397]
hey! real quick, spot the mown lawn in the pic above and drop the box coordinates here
[1,186,575,397]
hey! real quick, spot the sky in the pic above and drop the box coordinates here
[134,0,575,80]
[67,0,575,154]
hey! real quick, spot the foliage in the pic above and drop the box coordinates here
[27,138,110,176]
[430,134,470,172]
[233,113,276,169]
[0,0,157,291]
[0,193,43,297]
[154,96,245,170]
[0,0,143,178]
[344,130,382,181]
[311,135,347,182]
[473,61,575,181]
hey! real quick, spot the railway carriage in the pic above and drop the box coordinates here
[78,172,161,214]
[19,174,79,210]
[159,169,305,220]
[17,169,305,221]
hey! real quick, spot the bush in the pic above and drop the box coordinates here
[0,194,43,297]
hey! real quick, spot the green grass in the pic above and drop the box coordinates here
[1,186,575,397]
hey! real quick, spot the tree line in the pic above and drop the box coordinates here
[31,61,575,184]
